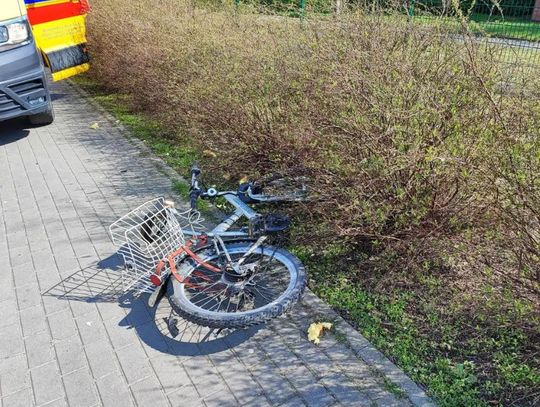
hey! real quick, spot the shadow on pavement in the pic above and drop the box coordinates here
[42,252,259,356]
[50,92,67,102]
[0,118,30,145]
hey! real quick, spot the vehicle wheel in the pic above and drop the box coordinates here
[167,242,307,329]
[29,104,54,126]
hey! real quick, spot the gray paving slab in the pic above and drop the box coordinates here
[0,80,434,407]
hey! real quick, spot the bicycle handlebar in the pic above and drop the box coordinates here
[188,163,306,210]
[189,164,237,210]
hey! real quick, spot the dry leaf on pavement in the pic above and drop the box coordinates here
[307,322,333,345]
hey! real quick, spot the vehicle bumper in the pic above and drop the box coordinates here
[0,41,51,122]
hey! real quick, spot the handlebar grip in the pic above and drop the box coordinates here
[191,163,201,177]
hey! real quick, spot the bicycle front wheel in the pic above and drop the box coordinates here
[167,242,307,329]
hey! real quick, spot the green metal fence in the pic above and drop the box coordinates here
[408,0,540,73]
[410,0,540,41]
[237,0,540,72]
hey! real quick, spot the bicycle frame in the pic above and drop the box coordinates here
[184,193,258,238]
[154,193,264,287]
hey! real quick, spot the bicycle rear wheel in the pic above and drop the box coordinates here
[167,242,306,329]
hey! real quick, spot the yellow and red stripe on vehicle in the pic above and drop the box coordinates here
[25,0,90,81]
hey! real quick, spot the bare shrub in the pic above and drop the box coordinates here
[87,0,539,286]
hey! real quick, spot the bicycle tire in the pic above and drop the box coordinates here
[167,242,306,329]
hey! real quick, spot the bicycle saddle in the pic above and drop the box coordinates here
[249,213,290,236]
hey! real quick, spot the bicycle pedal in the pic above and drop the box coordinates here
[167,317,179,338]
[214,328,224,337]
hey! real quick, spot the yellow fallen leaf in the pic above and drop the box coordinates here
[203,149,217,158]
[307,322,333,345]
[89,122,99,129]
[239,175,249,184]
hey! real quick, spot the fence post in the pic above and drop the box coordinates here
[533,0,540,22]
[299,0,306,19]
[335,0,342,14]
[407,0,416,18]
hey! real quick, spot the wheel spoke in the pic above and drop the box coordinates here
[192,287,227,308]
[211,294,228,312]
[251,265,288,279]
[225,296,234,313]
[249,286,274,302]
[252,283,279,295]
[235,295,243,313]
[187,280,221,299]
[195,291,224,310]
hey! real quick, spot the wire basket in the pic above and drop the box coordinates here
[109,197,186,291]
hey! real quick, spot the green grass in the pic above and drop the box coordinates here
[318,282,485,406]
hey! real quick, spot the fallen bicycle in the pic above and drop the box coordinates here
[110,164,308,329]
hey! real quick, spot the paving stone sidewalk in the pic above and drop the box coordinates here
[0,80,434,407]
